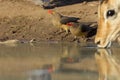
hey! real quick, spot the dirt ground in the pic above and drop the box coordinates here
[0,0,98,42]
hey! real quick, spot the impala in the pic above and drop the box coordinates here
[95,0,120,48]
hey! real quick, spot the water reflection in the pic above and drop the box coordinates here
[0,42,119,80]
[0,42,98,80]
[95,49,120,80]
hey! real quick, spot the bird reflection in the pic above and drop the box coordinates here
[28,64,54,80]
[95,49,120,80]
[60,44,80,63]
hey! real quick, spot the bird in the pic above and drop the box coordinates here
[47,10,80,33]
[67,22,97,40]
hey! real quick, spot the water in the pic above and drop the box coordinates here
[0,42,119,80]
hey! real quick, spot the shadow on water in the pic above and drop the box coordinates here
[0,42,120,80]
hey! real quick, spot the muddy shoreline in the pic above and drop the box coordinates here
[0,0,98,42]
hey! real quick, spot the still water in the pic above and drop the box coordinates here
[0,42,120,80]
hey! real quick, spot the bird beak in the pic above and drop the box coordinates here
[48,10,53,14]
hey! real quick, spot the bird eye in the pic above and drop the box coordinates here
[106,10,115,18]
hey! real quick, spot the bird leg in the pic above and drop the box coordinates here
[66,29,70,34]
[81,36,87,42]
[60,28,64,32]
[72,36,78,41]
[74,36,77,39]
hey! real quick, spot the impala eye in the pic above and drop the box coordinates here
[106,10,115,18]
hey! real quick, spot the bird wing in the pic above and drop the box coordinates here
[60,16,80,24]
[86,27,97,38]
[79,23,97,37]
[80,24,92,32]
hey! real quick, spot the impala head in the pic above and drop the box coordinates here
[95,0,120,48]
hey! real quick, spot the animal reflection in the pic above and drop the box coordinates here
[95,49,120,80]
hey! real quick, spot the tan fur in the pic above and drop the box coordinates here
[95,0,120,48]
[95,49,120,80]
